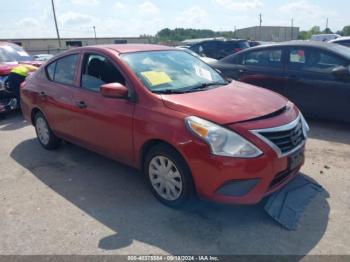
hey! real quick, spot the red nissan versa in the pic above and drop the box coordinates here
[21,44,309,207]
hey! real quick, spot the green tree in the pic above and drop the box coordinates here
[323,28,333,34]
[155,28,235,42]
[342,26,350,36]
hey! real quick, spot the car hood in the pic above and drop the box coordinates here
[0,61,42,76]
[161,81,288,125]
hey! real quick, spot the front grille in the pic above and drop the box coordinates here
[252,116,306,156]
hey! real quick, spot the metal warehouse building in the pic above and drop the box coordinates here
[235,26,300,42]
[0,37,152,55]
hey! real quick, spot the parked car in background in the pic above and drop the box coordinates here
[329,36,350,47]
[33,54,54,62]
[248,41,275,47]
[211,41,350,123]
[21,44,308,207]
[183,38,250,60]
[0,42,41,114]
[176,46,217,63]
[311,34,341,42]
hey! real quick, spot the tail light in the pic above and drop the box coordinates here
[234,48,241,52]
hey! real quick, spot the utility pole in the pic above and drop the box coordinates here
[51,0,61,48]
[234,26,237,38]
[291,18,294,40]
[93,26,97,44]
[326,18,329,30]
[259,13,262,40]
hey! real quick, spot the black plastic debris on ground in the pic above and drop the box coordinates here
[264,175,324,230]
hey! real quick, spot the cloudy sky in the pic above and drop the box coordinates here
[0,0,348,39]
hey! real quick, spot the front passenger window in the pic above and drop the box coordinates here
[243,49,282,67]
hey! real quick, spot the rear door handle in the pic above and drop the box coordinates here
[76,101,87,109]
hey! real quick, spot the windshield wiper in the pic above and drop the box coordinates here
[184,81,228,93]
[152,81,228,94]
[153,89,186,94]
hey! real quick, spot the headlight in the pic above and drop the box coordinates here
[300,113,310,138]
[185,116,263,158]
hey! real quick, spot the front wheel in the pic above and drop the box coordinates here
[34,112,61,150]
[144,144,196,208]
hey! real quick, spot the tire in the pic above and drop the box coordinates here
[144,144,196,208]
[34,111,61,150]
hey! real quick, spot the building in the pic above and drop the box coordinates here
[234,26,300,42]
[0,37,152,55]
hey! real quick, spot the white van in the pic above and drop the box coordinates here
[310,34,341,42]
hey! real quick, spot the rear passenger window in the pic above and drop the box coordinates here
[45,54,78,85]
[288,48,346,73]
[243,49,282,67]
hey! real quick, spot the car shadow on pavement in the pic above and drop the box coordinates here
[308,120,350,145]
[0,111,28,131]
[11,139,330,255]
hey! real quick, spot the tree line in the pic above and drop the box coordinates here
[298,26,350,40]
[153,26,350,42]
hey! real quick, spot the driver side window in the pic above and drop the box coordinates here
[81,54,126,92]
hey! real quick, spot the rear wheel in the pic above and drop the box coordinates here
[144,144,196,208]
[34,112,61,150]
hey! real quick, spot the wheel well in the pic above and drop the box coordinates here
[31,108,41,125]
[140,139,180,170]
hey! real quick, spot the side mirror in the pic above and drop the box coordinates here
[332,66,350,79]
[100,83,128,98]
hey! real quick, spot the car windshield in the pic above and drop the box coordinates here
[0,44,32,63]
[238,41,250,49]
[121,50,227,93]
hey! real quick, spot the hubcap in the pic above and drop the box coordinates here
[149,156,183,201]
[36,117,50,145]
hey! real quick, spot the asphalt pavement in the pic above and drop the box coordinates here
[0,112,349,255]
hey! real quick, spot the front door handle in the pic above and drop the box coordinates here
[76,101,87,109]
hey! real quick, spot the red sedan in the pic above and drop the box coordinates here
[21,44,309,207]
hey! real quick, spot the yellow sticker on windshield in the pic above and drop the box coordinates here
[141,71,172,86]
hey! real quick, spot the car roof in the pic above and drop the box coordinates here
[0,41,18,47]
[330,36,350,42]
[86,44,176,54]
[235,40,347,51]
[221,40,350,61]
[183,38,247,45]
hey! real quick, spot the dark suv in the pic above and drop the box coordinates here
[186,39,249,60]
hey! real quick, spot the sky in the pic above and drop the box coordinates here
[0,0,348,39]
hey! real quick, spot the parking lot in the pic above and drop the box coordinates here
[0,112,349,255]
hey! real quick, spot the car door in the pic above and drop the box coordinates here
[285,47,350,121]
[233,47,289,97]
[37,53,80,139]
[70,52,135,164]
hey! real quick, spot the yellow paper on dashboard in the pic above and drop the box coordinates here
[141,71,172,86]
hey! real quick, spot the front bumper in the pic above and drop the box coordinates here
[178,107,307,205]
[183,144,304,204]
